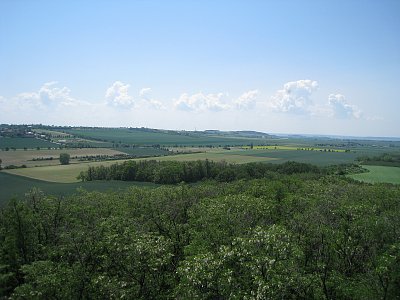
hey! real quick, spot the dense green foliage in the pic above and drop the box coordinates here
[59,153,70,165]
[1,172,399,299]
[117,146,171,157]
[357,152,400,167]
[78,160,324,184]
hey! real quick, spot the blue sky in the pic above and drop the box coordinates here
[0,0,399,137]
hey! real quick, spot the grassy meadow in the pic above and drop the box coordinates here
[0,148,126,167]
[349,165,400,184]
[0,172,158,206]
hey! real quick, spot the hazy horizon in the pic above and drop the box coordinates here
[1,0,399,137]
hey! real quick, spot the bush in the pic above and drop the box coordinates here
[59,153,70,165]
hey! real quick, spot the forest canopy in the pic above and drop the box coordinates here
[1,168,399,299]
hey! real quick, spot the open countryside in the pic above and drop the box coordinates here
[3,147,360,183]
[1,126,399,184]
[1,1,400,298]
[1,126,399,298]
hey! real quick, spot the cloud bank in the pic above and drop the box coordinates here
[0,80,372,134]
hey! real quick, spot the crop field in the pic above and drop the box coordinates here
[227,149,359,166]
[0,147,380,183]
[63,128,267,146]
[155,152,277,164]
[349,165,400,184]
[0,148,127,167]
[3,151,276,183]
[0,172,158,206]
[0,137,58,149]
[2,135,399,184]
[117,146,171,156]
[241,145,346,152]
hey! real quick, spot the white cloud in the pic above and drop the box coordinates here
[139,87,152,97]
[15,81,82,109]
[174,92,231,112]
[105,81,135,108]
[235,89,259,110]
[146,99,166,110]
[0,82,93,125]
[328,94,362,119]
[269,80,318,114]
[137,87,166,110]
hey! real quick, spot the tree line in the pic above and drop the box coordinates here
[77,160,326,184]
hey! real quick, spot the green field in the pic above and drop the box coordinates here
[3,151,275,183]
[117,146,171,156]
[0,172,158,206]
[156,152,276,163]
[3,162,116,183]
[2,146,394,184]
[349,165,400,184]
[64,128,266,146]
[227,149,359,166]
[0,137,58,149]
[0,148,126,167]
[2,130,399,185]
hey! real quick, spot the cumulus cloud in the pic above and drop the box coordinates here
[174,92,231,112]
[15,81,82,109]
[235,90,259,110]
[328,94,362,119]
[0,82,93,125]
[105,81,135,108]
[137,87,166,110]
[269,80,318,114]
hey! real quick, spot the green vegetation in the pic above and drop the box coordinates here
[228,148,360,166]
[3,163,112,183]
[2,149,396,184]
[349,165,400,184]
[1,125,400,298]
[0,137,58,149]
[357,152,400,167]
[0,174,399,298]
[2,152,274,183]
[59,153,70,165]
[0,148,128,168]
[0,172,158,206]
[63,127,268,146]
[78,160,323,184]
[157,151,276,163]
[117,146,171,157]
